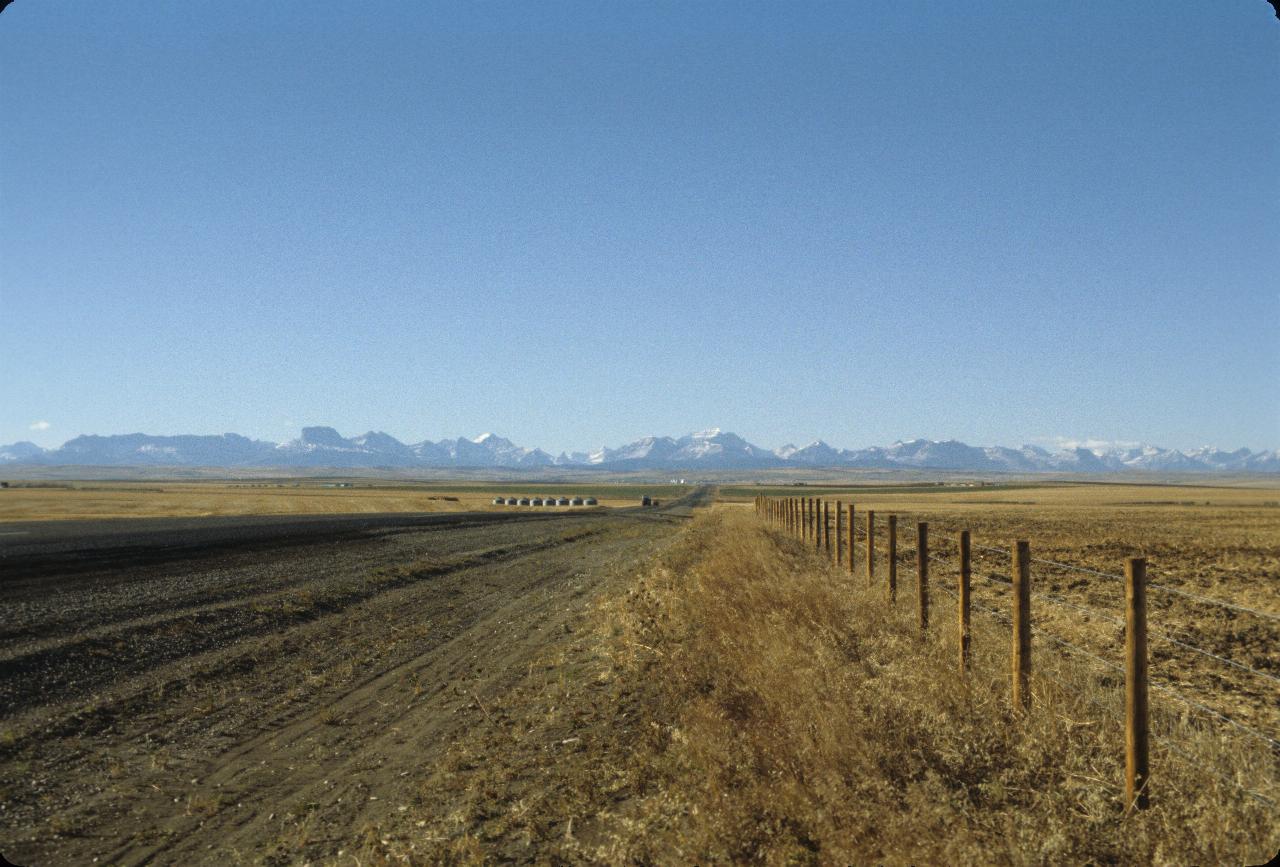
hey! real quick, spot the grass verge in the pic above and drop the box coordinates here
[389,507,1278,864]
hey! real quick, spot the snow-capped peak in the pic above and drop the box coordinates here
[472,432,495,443]
[690,427,723,439]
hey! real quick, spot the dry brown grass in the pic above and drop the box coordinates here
[590,507,1278,864]
[0,482,640,521]
[384,504,1276,864]
[747,486,1280,739]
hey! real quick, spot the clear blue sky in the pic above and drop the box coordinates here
[2,2,1277,454]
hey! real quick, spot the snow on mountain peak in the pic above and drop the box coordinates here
[1,427,1275,473]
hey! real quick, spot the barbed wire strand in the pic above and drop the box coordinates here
[890,561,1280,771]
[929,551,1280,688]
[960,598,1277,749]
[1148,680,1280,752]
[1153,736,1278,808]
[870,526,1270,678]
[950,534,1276,625]
[811,510,1280,705]
[1027,628,1279,750]
[793,509,1280,798]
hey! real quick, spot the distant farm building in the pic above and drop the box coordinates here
[641,495,652,506]
[571,497,584,506]
[492,497,504,505]
[585,497,598,505]
[556,497,570,506]
[518,497,531,506]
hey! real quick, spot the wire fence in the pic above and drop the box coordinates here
[754,494,1280,812]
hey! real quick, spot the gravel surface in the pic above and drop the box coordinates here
[0,492,707,865]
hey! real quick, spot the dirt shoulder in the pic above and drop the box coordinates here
[0,505,691,865]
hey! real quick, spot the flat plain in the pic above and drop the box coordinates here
[0,480,689,522]
[725,481,1280,732]
[1,479,1275,864]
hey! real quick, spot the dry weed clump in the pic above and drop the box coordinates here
[599,508,1278,865]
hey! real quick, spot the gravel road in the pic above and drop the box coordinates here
[0,490,707,864]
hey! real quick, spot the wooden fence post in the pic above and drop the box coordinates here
[917,522,929,632]
[1012,540,1032,710]
[1126,557,1150,811]
[866,510,876,586]
[816,499,824,552]
[887,514,898,603]
[959,530,971,672]
[834,502,843,566]
[824,501,831,557]
[847,504,855,573]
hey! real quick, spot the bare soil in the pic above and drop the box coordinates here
[0,500,698,865]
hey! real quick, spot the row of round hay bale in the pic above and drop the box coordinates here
[492,496,600,506]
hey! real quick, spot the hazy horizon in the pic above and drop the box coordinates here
[3,3,1278,454]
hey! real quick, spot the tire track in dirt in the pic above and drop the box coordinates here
[0,529,602,716]
[0,493,706,865]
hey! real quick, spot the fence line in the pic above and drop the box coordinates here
[931,532,1280,691]
[971,538,1277,626]
[754,494,1279,811]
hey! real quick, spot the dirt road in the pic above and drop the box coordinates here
[0,492,707,864]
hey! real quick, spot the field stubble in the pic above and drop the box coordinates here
[0,481,687,522]
[399,493,1278,864]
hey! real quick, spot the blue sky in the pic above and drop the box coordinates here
[2,2,1277,454]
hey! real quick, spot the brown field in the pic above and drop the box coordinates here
[3,481,1276,863]
[723,483,1280,734]
[382,484,1279,864]
[0,481,683,522]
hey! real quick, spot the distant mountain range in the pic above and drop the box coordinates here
[2,427,1277,473]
